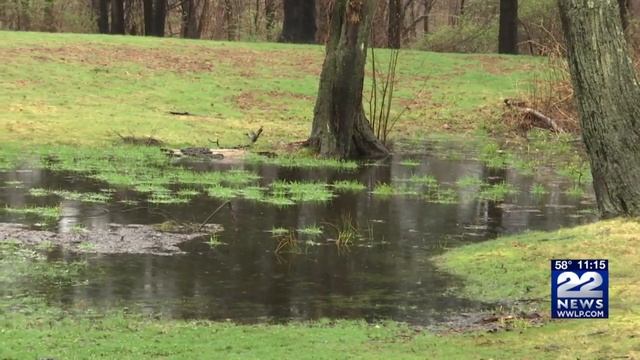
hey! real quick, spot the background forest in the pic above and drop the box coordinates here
[4,0,639,54]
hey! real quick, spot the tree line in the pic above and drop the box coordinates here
[5,0,626,54]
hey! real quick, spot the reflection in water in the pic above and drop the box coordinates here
[0,152,596,324]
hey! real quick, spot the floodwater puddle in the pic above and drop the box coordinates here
[0,145,596,325]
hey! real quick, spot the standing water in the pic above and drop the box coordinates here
[0,145,595,325]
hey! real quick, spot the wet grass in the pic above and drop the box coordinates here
[2,206,60,222]
[477,182,518,202]
[297,225,323,237]
[530,183,549,196]
[331,180,367,192]
[28,188,112,203]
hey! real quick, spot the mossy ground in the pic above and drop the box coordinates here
[2,220,638,359]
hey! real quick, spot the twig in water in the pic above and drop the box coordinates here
[199,201,231,231]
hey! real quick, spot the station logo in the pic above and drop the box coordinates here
[551,259,608,319]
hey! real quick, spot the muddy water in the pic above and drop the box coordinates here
[0,152,596,324]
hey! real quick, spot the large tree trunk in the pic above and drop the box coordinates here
[280,0,317,43]
[97,0,110,33]
[498,0,518,54]
[181,0,200,38]
[111,0,125,34]
[143,0,153,35]
[152,0,166,36]
[308,0,389,159]
[388,0,402,48]
[559,0,640,217]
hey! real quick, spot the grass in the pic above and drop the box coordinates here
[296,224,323,237]
[477,182,518,201]
[331,180,367,192]
[4,220,637,358]
[0,31,539,151]
[28,188,112,203]
[530,183,549,196]
[2,206,61,221]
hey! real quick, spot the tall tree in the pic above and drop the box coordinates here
[223,0,237,40]
[143,0,153,35]
[181,0,200,38]
[280,0,317,43]
[152,0,166,36]
[388,0,402,48]
[308,0,389,159]
[42,0,55,32]
[111,0,125,34]
[498,0,518,54]
[422,0,436,34]
[558,0,640,217]
[265,0,277,38]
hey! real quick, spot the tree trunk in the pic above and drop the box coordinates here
[181,0,199,38]
[280,0,317,43]
[143,0,153,35]
[152,0,166,36]
[388,0,402,48]
[223,0,237,40]
[619,0,630,30]
[111,0,125,34]
[42,0,55,32]
[559,0,640,217]
[308,0,389,159]
[265,0,277,38]
[98,0,110,33]
[498,0,518,54]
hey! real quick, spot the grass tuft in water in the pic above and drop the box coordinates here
[399,159,421,167]
[297,225,323,237]
[530,183,549,196]
[477,182,518,201]
[2,206,61,221]
[331,180,366,192]
[206,185,238,200]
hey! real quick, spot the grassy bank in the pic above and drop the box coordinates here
[2,219,638,359]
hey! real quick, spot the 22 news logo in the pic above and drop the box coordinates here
[551,259,609,319]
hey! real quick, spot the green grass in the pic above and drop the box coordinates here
[0,31,539,151]
[2,206,61,221]
[331,180,367,192]
[296,224,323,237]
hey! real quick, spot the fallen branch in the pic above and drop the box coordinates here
[168,111,195,116]
[504,99,563,133]
[199,201,231,231]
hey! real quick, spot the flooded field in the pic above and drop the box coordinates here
[0,143,596,325]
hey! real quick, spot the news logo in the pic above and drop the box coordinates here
[551,259,608,319]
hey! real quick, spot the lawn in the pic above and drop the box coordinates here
[0,31,540,149]
[1,220,638,359]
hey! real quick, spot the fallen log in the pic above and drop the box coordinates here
[161,147,246,160]
[504,99,563,133]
